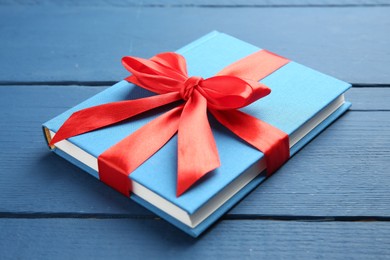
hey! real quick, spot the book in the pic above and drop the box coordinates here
[43,31,351,237]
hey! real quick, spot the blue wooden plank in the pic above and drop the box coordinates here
[1,0,389,7]
[345,87,390,110]
[0,86,389,217]
[0,219,389,259]
[0,6,389,84]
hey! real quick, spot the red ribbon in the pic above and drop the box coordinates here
[50,50,290,197]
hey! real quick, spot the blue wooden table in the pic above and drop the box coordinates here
[1,1,389,259]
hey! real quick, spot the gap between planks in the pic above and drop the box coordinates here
[2,1,390,8]
[42,4,390,8]
[1,212,389,222]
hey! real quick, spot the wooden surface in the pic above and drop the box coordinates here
[1,1,389,259]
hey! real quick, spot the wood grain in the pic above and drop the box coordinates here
[346,87,390,111]
[0,86,389,217]
[0,6,389,84]
[1,0,389,7]
[0,219,389,259]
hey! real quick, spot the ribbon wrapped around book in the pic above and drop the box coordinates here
[49,50,290,197]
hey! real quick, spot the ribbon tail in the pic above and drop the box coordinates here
[98,106,183,197]
[49,92,181,146]
[177,90,220,196]
[210,109,289,175]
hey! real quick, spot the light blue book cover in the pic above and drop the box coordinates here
[43,31,351,237]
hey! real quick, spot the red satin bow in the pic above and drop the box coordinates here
[50,50,290,197]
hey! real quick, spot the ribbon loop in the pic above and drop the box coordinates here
[122,54,187,94]
[199,76,271,110]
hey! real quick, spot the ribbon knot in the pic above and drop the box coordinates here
[181,76,203,100]
[49,50,290,197]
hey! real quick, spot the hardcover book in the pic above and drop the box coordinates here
[43,31,351,237]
